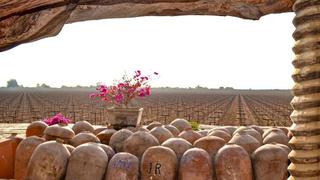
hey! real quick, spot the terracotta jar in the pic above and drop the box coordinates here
[25,139,70,180]
[97,128,117,145]
[86,142,115,160]
[263,129,289,146]
[123,131,159,159]
[209,127,231,135]
[109,129,133,152]
[215,143,252,180]
[208,130,232,142]
[229,131,261,154]
[193,136,226,160]
[65,143,108,180]
[14,136,45,180]
[164,125,180,137]
[233,127,263,144]
[44,124,75,143]
[179,148,213,180]
[150,126,174,144]
[25,121,48,137]
[105,152,139,180]
[170,118,191,132]
[0,133,23,179]
[252,144,288,180]
[178,128,202,144]
[69,132,100,147]
[140,146,178,180]
[146,121,162,130]
[162,137,192,161]
[262,127,285,139]
[197,130,209,137]
[249,125,264,135]
[72,121,94,134]
[94,127,109,135]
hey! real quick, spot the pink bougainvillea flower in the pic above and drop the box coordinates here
[42,113,71,126]
[145,87,151,96]
[115,93,123,103]
[117,83,125,88]
[154,72,158,75]
[89,93,96,98]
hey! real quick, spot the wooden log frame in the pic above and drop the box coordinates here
[0,0,293,51]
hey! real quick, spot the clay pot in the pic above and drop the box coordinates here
[72,121,94,134]
[65,144,75,153]
[223,126,237,135]
[44,124,75,143]
[26,121,48,137]
[14,136,45,180]
[178,128,202,144]
[249,125,264,135]
[105,152,139,180]
[65,143,108,180]
[146,121,162,130]
[179,148,213,180]
[164,125,180,137]
[69,132,100,147]
[150,126,174,144]
[215,144,252,180]
[263,129,289,146]
[123,131,159,159]
[126,127,149,133]
[109,129,133,152]
[97,129,117,145]
[233,127,263,144]
[209,127,231,135]
[141,146,178,180]
[94,127,109,135]
[279,127,289,135]
[262,127,285,139]
[229,131,261,155]
[162,138,192,161]
[25,139,70,180]
[193,136,225,160]
[252,144,288,180]
[0,133,23,179]
[170,119,191,132]
[208,130,231,142]
[197,130,209,137]
[86,142,115,160]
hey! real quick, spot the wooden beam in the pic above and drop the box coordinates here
[0,0,293,51]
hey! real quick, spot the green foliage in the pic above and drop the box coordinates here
[189,121,199,131]
[7,79,19,88]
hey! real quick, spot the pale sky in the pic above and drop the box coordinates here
[0,13,295,89]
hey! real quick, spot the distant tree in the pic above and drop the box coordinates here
[36,83,40,88]
[7,79,19,88]
[219,87,224,90]
[40,83,50,88]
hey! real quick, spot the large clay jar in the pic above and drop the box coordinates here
[233,127,262,144]
[197,130,209,137]
[141,146,178,180]
[25,139,70,180]
[170,118,191,132]
[86,142,115,160]
[251,144,288,180]
[65,144,75,153]
[94,127,109,135]
[224,126,237,135]
[263,129,289,146]
[146,121,162,130]
[162,137,192,161]
[249,125,264,135]
[14,136,45,180]
[109,129,133,152]
[262,127,285,139]
[65,143,108,180]
[164,125,180,137]
[150,126,174,144]
[123,131,159,159]
[0,133,23,179]
[72,121,94,134]
[209,127,231,135]
[26,121,48,137]
[44,124,75,143]
[69,132,100,147]
[97,129,117,145]
[105,152,139,180]
[178,128,202,144]
[208,130,232,142]
[179,148,213,180]
[229,131,261,154]
[215,144,252,180]
[193,136,225,160]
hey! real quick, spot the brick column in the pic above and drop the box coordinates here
[288,0,320,179]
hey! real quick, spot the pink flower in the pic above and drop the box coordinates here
[117,83,125,88]
[138,88,145,97]
[145,87,151,96]
[42,113,71,126]
[154,72,158,75]
[89,93,96,98]
[115,93,123,103]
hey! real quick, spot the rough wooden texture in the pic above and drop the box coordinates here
[0,0,293,51]
[288,0,320,178]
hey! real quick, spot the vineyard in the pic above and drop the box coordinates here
[0,88,293,127]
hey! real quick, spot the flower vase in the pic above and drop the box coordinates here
[107,107,143,130]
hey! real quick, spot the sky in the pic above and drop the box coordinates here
[0,13,295,89]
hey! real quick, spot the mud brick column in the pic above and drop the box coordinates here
[288,0,320,179]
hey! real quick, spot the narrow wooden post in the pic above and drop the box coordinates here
[288,0,320,179]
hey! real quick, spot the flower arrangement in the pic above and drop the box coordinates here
[90,70,158,107]
[42,113,71,126]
